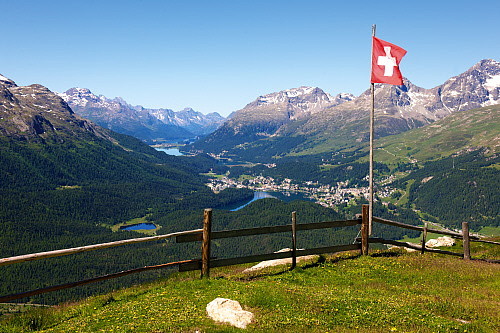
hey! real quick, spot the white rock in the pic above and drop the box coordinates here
[426,236,455,248]
[206,298,254,329]
[243,248,318,273]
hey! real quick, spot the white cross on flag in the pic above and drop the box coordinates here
[371,36,407,85]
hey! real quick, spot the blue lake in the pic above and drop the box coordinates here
[155,148,184,156]
[120,223,157,231]
[226,191,313,211]
[229,192,277,211]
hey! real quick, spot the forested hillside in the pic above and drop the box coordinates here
[396,150,500,229]
[0,129,231,304]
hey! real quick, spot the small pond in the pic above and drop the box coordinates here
[120,223,157,231]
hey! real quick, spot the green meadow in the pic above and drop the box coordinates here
[2,242,498,333]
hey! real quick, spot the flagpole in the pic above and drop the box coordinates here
[369,24,376,235]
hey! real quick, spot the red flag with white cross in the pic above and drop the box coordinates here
[371,36,407,85]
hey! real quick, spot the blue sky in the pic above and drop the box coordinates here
[3,0,499,116]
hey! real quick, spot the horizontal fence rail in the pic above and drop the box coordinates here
[365,238,463,257]
[179,244,361,272]
[0,260,198,303]
[176,219,361,243]
[373,217,480,240]
[0,229,203,267]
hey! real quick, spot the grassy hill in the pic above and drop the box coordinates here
[373,104,500,166]
[1,243,498,332]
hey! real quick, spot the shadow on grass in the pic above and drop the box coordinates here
[228,249,407,281]
[370,251,404,258]
[300,255,326,269]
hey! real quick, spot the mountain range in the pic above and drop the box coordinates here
[190,59,500,160]
[57,88,225,143]
[146,107,225,136]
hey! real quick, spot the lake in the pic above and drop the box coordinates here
[155,148,184,156]
[229,192,277,211]
[225,191,314,211]
[120,223,157,231]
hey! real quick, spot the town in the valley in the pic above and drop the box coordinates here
[206,173,398,209]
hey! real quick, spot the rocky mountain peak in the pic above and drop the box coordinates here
[0,74,17,88]
[0,77,110,142]
[252,86,333,108]
[112,96,129,106]
[470,59,500,73]
[58,88,103,108]
[332,92,356,105]
[436,59,500,112]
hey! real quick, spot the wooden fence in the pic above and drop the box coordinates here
[175,208,361,277]
[0,205,498,303]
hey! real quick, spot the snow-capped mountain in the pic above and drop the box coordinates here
[226,86,352,130]
[431,58,500,112]
[57,88,192,142]
[146,107,225,135]
[313,59,500,137]
[245,86,353,120]
[58,89,226,142]
[191,86,354,152]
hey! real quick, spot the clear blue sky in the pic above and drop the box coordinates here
[3,0,499,116]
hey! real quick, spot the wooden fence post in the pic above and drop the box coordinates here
[462,222,470,261]
[361,204,369,255]
[291,211,297,269]
[201,208,213,278]
[421,222,428,255]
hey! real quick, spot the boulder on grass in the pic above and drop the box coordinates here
[243,248,319,273]
[206,298,254,329]
[426,236,455,248]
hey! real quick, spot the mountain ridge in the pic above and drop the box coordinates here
[192,86,354,154]
[190,59,500,159]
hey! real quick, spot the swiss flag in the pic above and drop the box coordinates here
[371,36,407,85]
